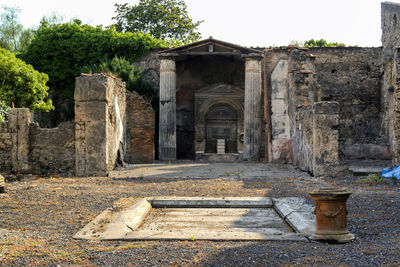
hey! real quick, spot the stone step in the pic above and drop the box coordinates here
[347,160,391,176]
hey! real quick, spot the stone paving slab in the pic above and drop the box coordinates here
[273,197,316,235]
[110,162,311,179]
[149,196,273,208]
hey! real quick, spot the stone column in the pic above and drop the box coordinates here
[9,108,31,173]
[243,54,262,160]
[159,55,177,161]
[75,74,126,177]
[312,102,339,177]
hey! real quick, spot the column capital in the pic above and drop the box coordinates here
[160,57,176,72]
[245,57,262,74]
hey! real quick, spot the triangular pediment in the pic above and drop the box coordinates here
[161,37,263,56]
[196,83,244,97]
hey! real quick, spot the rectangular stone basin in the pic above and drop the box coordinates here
[74,197,315,241]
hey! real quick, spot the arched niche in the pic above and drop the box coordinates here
[194,84,244,156]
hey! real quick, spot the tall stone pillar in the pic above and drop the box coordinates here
[312,102,339,177]
[244,54,262,160]
[159,55,177,161]
[9,108,31,173]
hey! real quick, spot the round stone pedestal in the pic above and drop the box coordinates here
[309,187,355,243]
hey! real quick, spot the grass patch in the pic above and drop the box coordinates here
[357,173,387,184]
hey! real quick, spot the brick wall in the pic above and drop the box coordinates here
[126,91,155,163]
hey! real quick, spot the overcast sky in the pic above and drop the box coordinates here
[0,0,398,47]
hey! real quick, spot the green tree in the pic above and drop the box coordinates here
[21,20,166,122]
[0,6,23,51]
[114,0,202,44]
[0,47,53,112]
[304,38,345,47]
[0,6,35,53]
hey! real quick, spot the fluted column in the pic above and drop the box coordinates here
[159,56,177,160]
[244,54,262,160]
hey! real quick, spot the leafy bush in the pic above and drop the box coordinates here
[82,57,156,102]
[0,47,53,112]
[21,20,167,120]
[304,39,345,47]
[0,101,9,122]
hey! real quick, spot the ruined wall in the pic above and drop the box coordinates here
[264,50,289,162]
[75,74,126,177]
[133,50,161,91]
[126,91,155,163]
[0,110,76,175]
[382,2,400,166]
[312,102,340,176]
[291,106,313,172]
[309,47,387,160]
[0,122,12,171]
[29,122,75,174]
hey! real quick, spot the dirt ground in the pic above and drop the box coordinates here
[0,163,399,266]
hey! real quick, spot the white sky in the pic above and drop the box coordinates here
[0,0,398,47]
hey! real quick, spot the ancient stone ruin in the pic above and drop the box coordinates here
[1,2,400,177]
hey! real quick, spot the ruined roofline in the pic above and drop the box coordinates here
[161,37,263,55]
[265,46,382,53]
[382,1,400,8]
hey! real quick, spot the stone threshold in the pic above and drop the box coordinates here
[74,197,315,241]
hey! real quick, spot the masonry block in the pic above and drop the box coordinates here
[312,102,339,176]
[9,108,31,173]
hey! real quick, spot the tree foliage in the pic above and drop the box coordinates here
[0,6,23,51]
[82,56,156,101]
[0,47,53,112]
[21,20,166,121]
[114,0,202,44]
[304,39,345,47]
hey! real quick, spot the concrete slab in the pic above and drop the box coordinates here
[74,197,315,241]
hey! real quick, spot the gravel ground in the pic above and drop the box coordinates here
[0,166,399,266]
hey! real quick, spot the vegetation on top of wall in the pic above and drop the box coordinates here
[0,47,53,116]
[289,39,346,47]
[113,0,203,45]
[304,39,346,47]
[82,57,156,103]
[21,19,167,122]
[0,101,9,122]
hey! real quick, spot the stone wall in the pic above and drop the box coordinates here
[29,121,75,174]
[0,109,75,175]
[264,50,289,162]
[309,47,388,160]
[0,122,12,172]
[134,50,161,91]
[382,2,400,166]
[75,74,126,177]
[266,46,379,175]
[312,102,340,176]
[126,91,155,163]
[291,106,313,173]
[287,48,316,168]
